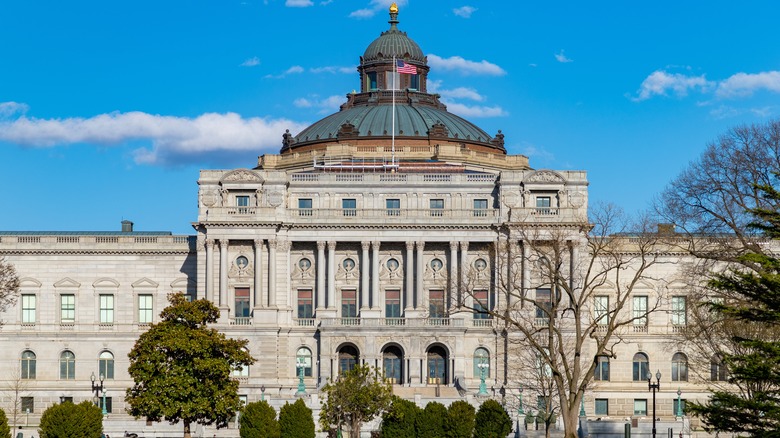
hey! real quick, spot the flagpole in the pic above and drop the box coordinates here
[392,55,396,169]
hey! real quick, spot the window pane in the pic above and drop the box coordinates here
[21,397,34,414]
[234,287,250,318]
[385,289,401,318]
[595,399,608,416]
[429,290,445,318]
[298,289,313,318]
[473,199,488,216]
[61,294,75,322]
[139,294,153,324]
[633,296,648,326]
[298,198,313,216]
[342,198,356,217]
[296,347,313,377]
[595,296,609,325]
[100,295,114,323]
[633,353,648,381]
[474,290,491,319]
[430,199,444,217]
[60,351,75,380]
[672,296,687,325]
[536,196,551,208]
[22,294,36,323]
[535,288,551,320]
[595,356,610,381]
[100,352,115,379]
[21,351,36,380]
[473,348,490,378]
[342,290,357,317]
[633,399,647,416]
[386,199,400,216]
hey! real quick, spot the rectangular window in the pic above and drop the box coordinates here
[298,289,313,319]
[633,399,647,416]
[367,72,378,90]
[594,356,610,381]
[60,294,75,322]
[298,198,313,216]
[138,294,153,324]
[473,290,491,319]
[342,198,357,217]
[671,296,687,325]
[536,196,552,215]
[409,74,419,90]
[99,294,114,324]
[473,199,488,217]
[236,195,250,214]
[385,71,400,90]
[429,289,445,318]
[595,399,609,416]
[385,289,401,318]
[386,198,400,216]
[535,288,552,321]
[234,287,250,318]
[21,397,34,414]
[342,289,357,318]
[594,296,609,325]
[633,295,648,326]
[60,396,73,404]
[21,294,36,324]
[430,199,444,217]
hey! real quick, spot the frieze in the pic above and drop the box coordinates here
[221,169,264,183]
[526,170,565,183]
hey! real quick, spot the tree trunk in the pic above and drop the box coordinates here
[183,421,191,438]
[560,404,580,438]
[350,418,361,438]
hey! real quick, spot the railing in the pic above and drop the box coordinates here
[670,324,686,333]
[230,317,252,326]
[632,324,648,333]
[227,207,257,215]
[341,317,361,326]
[534,317,549,327]
[98,322,114,330]
[60,322,75,330]
[471,319,494,328]
[289,172,495,185]
[321,317,465,328]
[532,208,559,216]
[288,208,498,221]
[294,318,317,327]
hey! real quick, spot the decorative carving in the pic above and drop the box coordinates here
[327,241,337,250]
[416,241,425,250]
[254,239,264,248]
[255,189,264,207]
[201,189,218,207]
[371,241,381,250]
[502,192,520,208]
[361,241,371,251]
[406,241,415,251]
[205,239,215,249]
[428,121,449,138]
[569,191,585,208]
[267,191,284,207]
[221,169,264,183]
[267,239,277,250]
[337,121,359,139]
[218,239,229,249]
[282,129,294,151]
[526,170,565,183]
[317,241,326,251]
[490,130,506,151]
[278,239,292,252]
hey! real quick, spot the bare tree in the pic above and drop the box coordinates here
[0,256,21,325]
[464,204,669,438]
[4,365,30,431]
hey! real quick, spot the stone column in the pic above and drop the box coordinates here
[508,239,521,308]
[371,241,380,309]
[205,239,214,302]
[327,241,336,308]
[317,241,326,310]
[361,241,370,310]
[449,241,459,309]
[254,239,264,308]
[218,239,228,308]
[268,239,277,307]
[404,241,414,311]
[569,240,577,292]
[460,241,470,308]
[415,241,425,309]
[522,241,530,301]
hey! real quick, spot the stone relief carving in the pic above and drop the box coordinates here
[201,189,218,207]
[568,191,586,208]
[267,191,284,207]
[526,170,565,183]
[502,191,520,208]
[221,169,264,183]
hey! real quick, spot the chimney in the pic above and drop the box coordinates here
[657,223,675,235]
[121,220,134,233]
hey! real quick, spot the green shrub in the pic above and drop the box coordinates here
[239,400,280,438]
[0,408,10,438]
[279,398,315,438]
[416,401,447,438]
[445,400,475,438]
[39,401,103,438]
[379,396,419,438]
[474,399,511,438]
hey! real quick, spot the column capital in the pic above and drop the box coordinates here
[218,239,229,248]
[371,241,381,250]
[361,241,371,251]
[449,241,459,251]
[406,241,415,251]
[205,239,215,248]
[254,238,264,247]
[268,238,277,249]
[416,241,425,250]
[317,241,326,251]
[459,241,468,250]
[327,241,337,250]
[278,239,292,252]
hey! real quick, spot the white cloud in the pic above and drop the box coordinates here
[286,0,313,6]
[443,101,507,118]
[632,70,711,101]
[0,106,309,165]
[240,57,260,67]
[264,65,305,79]
[0,101,29,118]
[520,143,555,163]
[453,6,477,18]
[554,50,573,63]
[437,87,485,102]
[293,95,344,114]
[310,65,355,74]
[349,0,407,19]
[716,71,780,98]
[427,54,506,76]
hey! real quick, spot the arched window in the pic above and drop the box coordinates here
[473,348,490,378]
[711,355,727,381]
[338,345,359,375]
[60,351,75,380]
[671,352,688,382]
[383,346,403,384]
[99,351,115,379]
[632,352,649,381]
[21,351,36,379]
[296,347,312,377]
[427,346,448,385]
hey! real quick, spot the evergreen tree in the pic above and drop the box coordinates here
[319,364,392,438]
[279,398,315,438]
[379,396,419,438]
[445,400,475,438]
[125,293,254,438]
[473,399,511,438]
[688,182,780,435]
[0,408,10,438]
[239,400,280,438]
[416,401,446,438]
[39,401,102,438]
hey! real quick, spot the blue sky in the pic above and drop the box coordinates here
[2,0,779,234]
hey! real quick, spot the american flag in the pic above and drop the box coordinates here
[396,59,417,74]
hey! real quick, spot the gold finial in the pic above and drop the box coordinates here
[389,2,398,13]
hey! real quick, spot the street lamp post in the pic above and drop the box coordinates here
[515,385,525,438]
[91,372,107,416]
[676,388,683,418]
[296,359,306,396]
[260,385,266,401]
[647,370,661,438]
[477,361,489,396]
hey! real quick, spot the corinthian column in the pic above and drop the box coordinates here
[317,241,326,310]
[327,241,336,308]
[218,239,228,308]
[254,239,264,308]
[415,241,425,309]
[449,241,459,309]
[361,241,370,310]
[268,239,277,307]
[371,241,380,309]
[405,241,414,311]
[205,239,214,303]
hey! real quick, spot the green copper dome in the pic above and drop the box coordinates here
[362,7,425,63]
